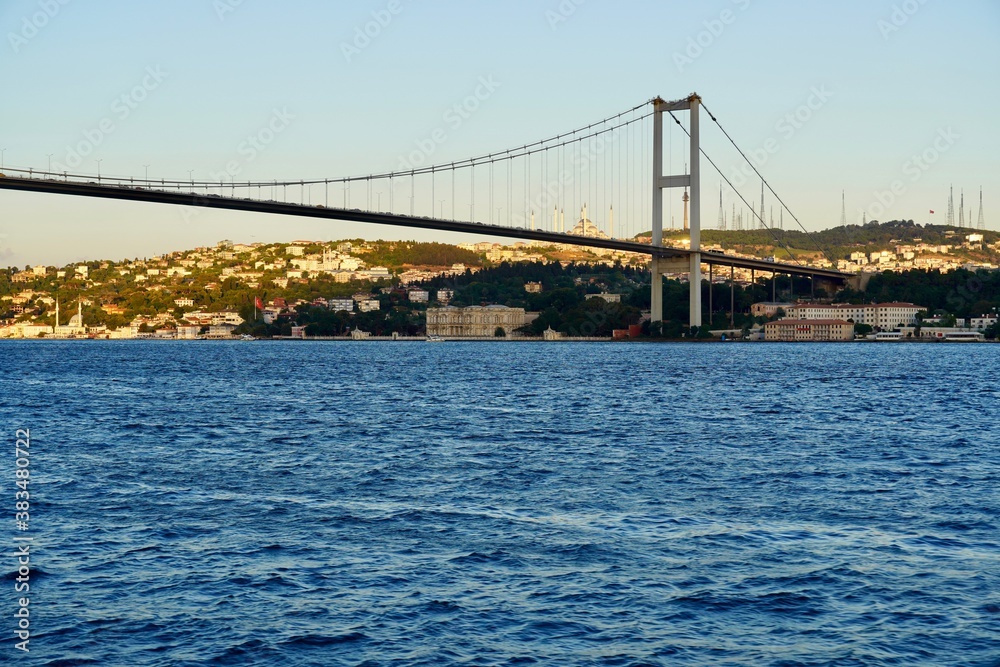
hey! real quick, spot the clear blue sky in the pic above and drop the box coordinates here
[1,0,998,266]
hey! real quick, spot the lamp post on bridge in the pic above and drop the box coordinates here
[47,154,53,174]
[144,165,150,182]
[96,159,103,184]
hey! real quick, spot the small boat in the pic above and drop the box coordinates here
[240,334,258,341]
[426,335,445,342]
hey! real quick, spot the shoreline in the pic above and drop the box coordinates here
[1,336,993,344]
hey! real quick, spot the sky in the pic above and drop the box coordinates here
[1,0,998,267]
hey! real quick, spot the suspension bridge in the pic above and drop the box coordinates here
[0,93,854,327]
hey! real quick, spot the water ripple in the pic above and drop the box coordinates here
[1,340,998,666]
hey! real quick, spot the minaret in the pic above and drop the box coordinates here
[530,210,535,231]
[560,209,565,233]
[552,206,558,233]
[978,187,986,230]
[77,301,83,329]
[682,189,690,231]
[55,299,59,329]
[947,185,955,226]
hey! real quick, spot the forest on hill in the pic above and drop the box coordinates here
[641,220,999,261]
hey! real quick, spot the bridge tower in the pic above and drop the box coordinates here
[650,94,702,328]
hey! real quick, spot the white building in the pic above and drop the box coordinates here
[361,267,391,280]
[8,323,52,338]
[207,323,238,338]
[426,305,527,337]
[764,319,854,342]
[969,315,998,330]
[184,310,244,326]
[177,325,201,339]
[328,298,354,312]
[782,302,924,329]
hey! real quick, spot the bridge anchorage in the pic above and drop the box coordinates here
[0,93,851,327]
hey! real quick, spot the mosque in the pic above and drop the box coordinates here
[53,299,87,337]
[568,204,611,240]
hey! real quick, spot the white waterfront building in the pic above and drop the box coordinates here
[781,302,924,329]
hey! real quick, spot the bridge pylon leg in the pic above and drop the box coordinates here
[690,254,702,329]
[651,260,663,323]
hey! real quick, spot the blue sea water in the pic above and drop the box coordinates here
[1,340,998,666]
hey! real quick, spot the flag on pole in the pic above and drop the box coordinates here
[255,297,264,310]
[929,210,935,214]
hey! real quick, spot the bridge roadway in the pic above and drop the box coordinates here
[0,176,852,282]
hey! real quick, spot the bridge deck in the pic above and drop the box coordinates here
[0,176,851,281]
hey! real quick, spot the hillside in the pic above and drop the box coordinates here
[0,239,482,331]
[640,220,1000,262]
